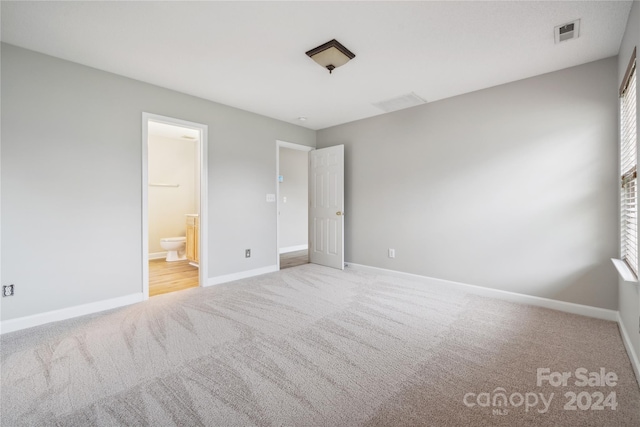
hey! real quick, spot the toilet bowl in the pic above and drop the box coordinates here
[160,237,186,262]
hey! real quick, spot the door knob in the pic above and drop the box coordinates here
[336,212,343,216]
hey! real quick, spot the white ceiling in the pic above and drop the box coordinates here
[0,1,633,130]
[148,121,200,141]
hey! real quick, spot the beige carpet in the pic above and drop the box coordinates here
[1,264,639,426]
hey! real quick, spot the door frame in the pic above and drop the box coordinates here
[142,112,209,299]
[276,140,313,270]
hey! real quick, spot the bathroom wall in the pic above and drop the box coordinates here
[279,147,308,252]
[148,134,198,255]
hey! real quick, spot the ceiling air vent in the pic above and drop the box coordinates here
[555,19,580,44]
[372,92,426,113]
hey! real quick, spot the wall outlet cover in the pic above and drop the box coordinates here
[3,284,14,297]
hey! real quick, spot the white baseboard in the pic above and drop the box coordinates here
[149,252,168,260]
[279,245,308,254]
[347,263,618,322]
[617,313,640,389]
[0,293,144,335]
[206,265,278,287]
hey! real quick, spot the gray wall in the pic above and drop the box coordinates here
[278,147,308,250]
[618,0,640,361]
[1,44,315,321]
[318,57,619,310]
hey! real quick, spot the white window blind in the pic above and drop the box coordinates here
[621,49,637,276]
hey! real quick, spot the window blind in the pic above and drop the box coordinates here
[621,50,637,276]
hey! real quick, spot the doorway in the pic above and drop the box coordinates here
[276,141,312,270]
[142,113,208,298]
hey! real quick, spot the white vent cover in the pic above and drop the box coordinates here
[554,19,580,44]
[372,92,426,113]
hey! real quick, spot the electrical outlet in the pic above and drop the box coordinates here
[245,249,251,258]
[3,285,14,297]
[388,248,396,258]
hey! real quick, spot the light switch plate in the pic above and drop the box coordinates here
[266,194,276,202]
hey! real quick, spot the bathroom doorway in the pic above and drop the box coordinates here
[142,113,208,298]
[276,140,312,270]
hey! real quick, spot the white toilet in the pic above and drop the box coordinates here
[160,237,186,262]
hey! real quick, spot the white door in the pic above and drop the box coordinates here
[309,145,344,270]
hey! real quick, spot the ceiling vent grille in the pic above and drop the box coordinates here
[555,19,580,44]
[372,92,426,113]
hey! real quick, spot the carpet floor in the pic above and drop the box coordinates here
[1,264,639,426]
